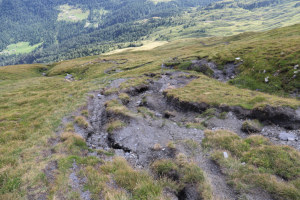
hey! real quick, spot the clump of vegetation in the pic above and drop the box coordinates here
[219,112,227,119]
[185,122,205,130]
[103,87,119,96]
[138,107,155,118]
[203,130,300,199]
[81,109,89,117]
[64,122,75,132]
[119,93,130,104]
[200,108,217,119]
[241,120,262,133]
[151,156,212,199]
[74,116,89,128]
[177,61,192,70]
[183,139,200,156]
[60,132,87,153]
[167,141,176,149]
[105,99,134,118]
[106,120,126,134]
[101,157,163,199]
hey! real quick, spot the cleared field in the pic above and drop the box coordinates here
[0,42,42,55]
[57,4,89,22]
[104,41,168,55]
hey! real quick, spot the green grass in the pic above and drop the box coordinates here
[0,42,42,55]
[106,120,126,134]
[105,99,135,118]
[202,130,300,200]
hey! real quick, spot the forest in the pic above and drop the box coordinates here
[0,0,297,65]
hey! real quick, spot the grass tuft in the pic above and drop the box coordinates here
[106,120,126,134]
[74,116,89,128]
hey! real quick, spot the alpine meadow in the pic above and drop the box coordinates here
[0,0,300,200]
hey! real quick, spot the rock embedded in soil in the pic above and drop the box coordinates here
[278,132,298,141]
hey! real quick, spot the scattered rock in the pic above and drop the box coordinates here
[241,120,262,133]
[278,132,298,141]
[65,74,74,81]
[136,100,142,106]
[223,152,229,159]
[155,112,162,118]
[265,76,269,83]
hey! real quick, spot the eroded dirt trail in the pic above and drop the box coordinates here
[74,71,298,199]
[80,72,240,199]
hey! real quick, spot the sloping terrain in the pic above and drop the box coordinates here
[0,25,300,199]
[0,0,299,65]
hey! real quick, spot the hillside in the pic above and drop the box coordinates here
[0,0,299,66]
[0,0,219,65]
[1,24,300,200]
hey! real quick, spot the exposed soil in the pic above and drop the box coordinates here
[60,71,299,199]
[69,161,91,200]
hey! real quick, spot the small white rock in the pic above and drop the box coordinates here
[265,76,269,83]
[235,57,241,60]
[223,152,229,159]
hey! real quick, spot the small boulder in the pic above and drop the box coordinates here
[265,76,269,83]
[241,120,262,134]
[278,132,298,141]
[65,73,74,81]
[223,152,228,159]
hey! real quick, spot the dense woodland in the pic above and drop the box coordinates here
[0,0,296,65]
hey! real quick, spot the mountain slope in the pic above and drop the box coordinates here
[0,24,300,199]
[0,0,299,66]
[0,0,219,65]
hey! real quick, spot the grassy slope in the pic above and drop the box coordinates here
[0,24,299,199]
[164,24,300,95]
[149,0,300,40]
[202,130,300,200]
